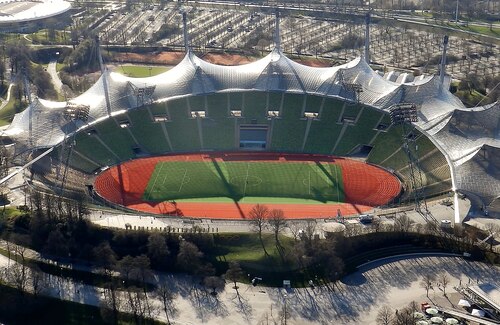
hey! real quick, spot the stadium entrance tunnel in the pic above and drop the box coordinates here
[93,152,401,219]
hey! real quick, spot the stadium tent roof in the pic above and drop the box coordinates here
[3,49,499,210]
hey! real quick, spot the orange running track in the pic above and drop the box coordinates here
[94,152,401,220]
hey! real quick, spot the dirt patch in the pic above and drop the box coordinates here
[200,53,256,65]
[294,57,333,67]
[112,52,185,65]
[110,51,333,67]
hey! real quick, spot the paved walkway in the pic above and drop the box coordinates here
[89,194,471,235]
[47,59,63,90]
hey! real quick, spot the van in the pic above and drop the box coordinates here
[359,214,374,223]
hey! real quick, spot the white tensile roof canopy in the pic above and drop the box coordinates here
[2,24,499,217]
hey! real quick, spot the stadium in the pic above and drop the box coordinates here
[0,0,71,32]
[1,14,499,222]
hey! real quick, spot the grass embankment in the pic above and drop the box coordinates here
[0,85,19,127]
[211,233,306,287]
[114,65,169,77]
[56,62,67,72]
[29,29,70,45]
[442,22,500,37]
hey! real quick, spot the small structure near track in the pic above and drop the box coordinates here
[322,222,346,238]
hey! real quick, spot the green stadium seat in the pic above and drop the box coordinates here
[267,92,283,111]
[188,95,207,111]
[303,97,344,154]
[206,93,229,118]
[304,94,323,114]
[270,93,307,152]
[228,92,244,111]
[333,107,382,156]
[202,117,236,150]
[128,108,171,154]
[93,118,136,161]
[243,91,268,121]
[73,131,119,166]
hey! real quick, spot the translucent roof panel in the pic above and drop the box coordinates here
[454,145,500,205]
[3,49,498,209]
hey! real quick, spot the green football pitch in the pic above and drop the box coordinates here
[143,161,344,203]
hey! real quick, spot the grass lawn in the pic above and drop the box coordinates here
[0,207,26,223]
[211,233,306,286]
[455,89,487,106]
[443,22,500,37]
[0,86,20,126]
[143,161,344,203]
[115,65,169,77]
[213,233,294,263]
[56,62,67,72]
[30,29,70,44]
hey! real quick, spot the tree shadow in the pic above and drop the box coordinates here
[187,286,229,322]
[231,293,254,323]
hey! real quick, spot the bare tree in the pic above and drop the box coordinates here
[224,261,244,296]
[326,255,345,289]
[119,254,152,291]
[344,223,363,237]
[118,255,136,283]
[303,219,317,244]
[376,305,394,325]
[176,240,203,274]
[394,213,414,232]
[393,301,418,325]
[93,241,117,277]
[420,274,435,297]
[204,275,225,296]
[155,281,177,325]
[124,286,147,324]
[288,221,304,242]
[438,272,450,296]
[11,235,28,265]
[100,282,123,325]
[267,209,288,250]
[4,263,29,293]
[30,266,46,297]
[147,233,170,268]
[248,204,270,256]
